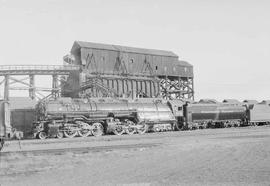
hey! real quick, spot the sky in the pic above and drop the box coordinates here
[0,0,269,101]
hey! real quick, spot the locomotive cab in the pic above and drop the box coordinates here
[167,100,186,130]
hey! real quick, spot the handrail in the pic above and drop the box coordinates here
[0,65,80,71]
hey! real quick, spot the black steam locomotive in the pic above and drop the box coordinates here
[31,97,270,139]
[33,97,176,139]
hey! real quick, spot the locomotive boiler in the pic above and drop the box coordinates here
[33,97,176,139]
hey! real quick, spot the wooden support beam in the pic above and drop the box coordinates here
[9,76,30,86]
[29,75,35,100]
[36,91,46,98]
[4,75,9,100]
[52,74,59,98]
[9,87,53,92]
[0,78,5,86]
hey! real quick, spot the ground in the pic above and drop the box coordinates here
[0,126,270,186]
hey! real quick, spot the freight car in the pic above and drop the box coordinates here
[33,97,176,139]
[248,100,270,125]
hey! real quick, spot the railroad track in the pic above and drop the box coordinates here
[0,143,160,157]
[1,125,269,154]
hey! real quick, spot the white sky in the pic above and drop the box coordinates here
[0,0,269,101]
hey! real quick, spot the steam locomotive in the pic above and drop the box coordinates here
[33,97,176,139]
[32,97,270,139]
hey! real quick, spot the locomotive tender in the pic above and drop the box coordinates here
[32,97,270,139]
[183,99,248,129]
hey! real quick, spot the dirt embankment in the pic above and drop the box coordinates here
[1,126,270,186]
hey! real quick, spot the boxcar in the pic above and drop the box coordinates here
[248,101,270,125]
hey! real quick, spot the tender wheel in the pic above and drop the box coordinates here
[38,131,47,140]
[153,125,161,132]
[56,132,64,139]
[113,125,125,135]
[92,123,104,137]
[166,125,172,131]
[192,126,198,130]
[233,123,238,127]
[137,123,148,134]
[173,123,181,131]
[64,128,77,138]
